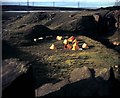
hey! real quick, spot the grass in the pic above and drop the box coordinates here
[19,36,119,82]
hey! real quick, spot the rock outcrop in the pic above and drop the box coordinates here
[2,58,28,90]
[69,66,91,83]
[35,79,69,97]
[35,66,119,97]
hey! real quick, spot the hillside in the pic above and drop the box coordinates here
[2,8,120,97]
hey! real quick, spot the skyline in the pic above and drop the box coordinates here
[1,0,119,8]
[1,0,118,2]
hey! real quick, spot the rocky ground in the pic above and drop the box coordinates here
[2,8,120,98]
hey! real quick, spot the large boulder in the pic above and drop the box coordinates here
[69,66,91,83]
[94,67,111,80]
[96,10,118,35]
[2,58,28,90]
[35,79,69,97]
[35,66,119,97]
[71,15,97,33]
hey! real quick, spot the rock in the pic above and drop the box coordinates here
[35,83,53,97]
[95,67,111,80]
[35,66,120,97]
[97,10,117,34]
[75,15,97,32]
[35,78,69,97]
[2,58,28,90]
[69,66,91,83]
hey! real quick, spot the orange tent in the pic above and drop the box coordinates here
[73,39,79,44]
[50,44,57,50]
[64,44,72,50]
[82,43,89,49]
[72,42,79,50]
[56,36,62,40]
[67,44,72,50]
[63,39,68,45]
[68,36,75,42]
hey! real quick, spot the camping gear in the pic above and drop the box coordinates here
[64,44,67,49]
[64,44,72,50]
[82,43,89,49]
[50,44,57,50]
[33,38,37,42]
[63,39,68,45]
[38,37,43,40]
[72,42,79,50]
[79,48,83,50]
[112,41,120,46]
[56,36,62,40]
[73,39,79,44]
[68,36,75,42]
[67,44,72,50]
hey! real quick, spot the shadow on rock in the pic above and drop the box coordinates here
[2,66,35,98]
[36,67,120,98]
[2,40,58,98]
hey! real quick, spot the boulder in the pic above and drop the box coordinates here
[97,10,118,34]
[35,66,119,97]
[2,58,28,90]
[35,79,69,97]
[75,15,97,32]
[70,66,91,83]
[95,67,111,80]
